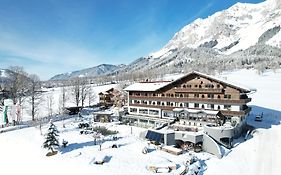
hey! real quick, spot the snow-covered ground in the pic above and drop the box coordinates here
[1,69,281,175]
[204,69,281,175]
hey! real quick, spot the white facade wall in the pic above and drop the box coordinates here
[189,103,194,108]
[231,105,240,111]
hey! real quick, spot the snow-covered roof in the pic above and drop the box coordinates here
[172,71,254,93]
[124,81,171,92]
[124,71,255,93]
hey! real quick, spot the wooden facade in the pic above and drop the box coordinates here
[125,71,252,127]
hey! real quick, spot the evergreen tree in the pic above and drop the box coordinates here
[43,122,59,153]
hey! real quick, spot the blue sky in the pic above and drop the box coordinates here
[0,0,264,80]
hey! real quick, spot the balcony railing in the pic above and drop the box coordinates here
[173,88,223,93]
[129,95,251,104]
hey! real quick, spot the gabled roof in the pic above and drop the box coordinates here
[124,71,255,93]
[171,71,253,93]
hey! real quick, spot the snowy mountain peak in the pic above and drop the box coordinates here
[150,0,281,59]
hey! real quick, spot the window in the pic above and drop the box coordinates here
[184,93,189,98]
[186,85,192,88]
[195,85,198,88]
[208,94,214,99]
[157,101,160,105]
[202,94,205,98]
[161,102,165,106]
[139,109,148,114]
[195,103,199,108]
[224,105,231,110]
[199,85,202,88]
[167,102,170,106]
[185,103,189,107]
[130,108,137,113]
[224,94,231,99]
[149,110,159,115]
[161,94,165,97]
[183,85,186,88]
[195,94,199,98]
[180,94,183,98]
[217,95,221,99]
[211,104,214,109]
[217,84,220,88]
[218,106,221,110]
[180,103,183,107]
[201,105,205,109]
[171,94,174,97]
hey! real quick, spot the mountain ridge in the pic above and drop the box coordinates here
[50,0,281,81]
[50,64,125,81]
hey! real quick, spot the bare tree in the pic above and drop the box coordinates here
[8,66,29,104]
[47,93,54,116]
[70,77,89,107]
[87,86,97,106]
[59,83,68,114]
[28,74,42,121]
[80,80,89,107]
[71,78,81,107]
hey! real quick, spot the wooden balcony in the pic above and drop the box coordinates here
[172,88,223,93]
[129,95,251,105]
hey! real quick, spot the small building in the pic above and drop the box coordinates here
[92,111,113,122]
[98,88,124,107]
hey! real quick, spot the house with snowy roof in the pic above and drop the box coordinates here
[124,71,255,151]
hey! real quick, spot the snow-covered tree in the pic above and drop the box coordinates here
[43,122,59,154]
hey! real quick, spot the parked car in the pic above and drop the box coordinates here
[255,113,263,122]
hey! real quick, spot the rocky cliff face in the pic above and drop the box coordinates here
[123,0,281,76]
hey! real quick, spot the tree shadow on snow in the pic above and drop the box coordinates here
[60,141,96,154]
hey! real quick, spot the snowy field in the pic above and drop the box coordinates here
[1,69,281,175]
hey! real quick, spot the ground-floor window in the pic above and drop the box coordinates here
[139,109,148,114]
[149,109,159,116]
[130,108,137,113]
[163,111,174,118]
